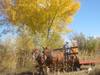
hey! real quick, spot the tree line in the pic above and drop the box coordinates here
[70,33,100,55]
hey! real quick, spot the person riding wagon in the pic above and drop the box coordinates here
[71,40,79,57]
[63,42,71,62]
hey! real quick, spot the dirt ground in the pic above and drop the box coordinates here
[47,65,100,75]
[47,70,88,75]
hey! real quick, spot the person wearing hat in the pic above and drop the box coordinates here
[72,40,79,55]
[63,42,71,63]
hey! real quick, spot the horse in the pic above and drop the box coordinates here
[32,49,42,64]
[43,47,65,72]
[65,54,80,71]
[72,54,80,71]
[32,48,47,75]
[71,46,80,71]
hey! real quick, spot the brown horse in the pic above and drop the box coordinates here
[43,47,65,72]
[32,48,47,75]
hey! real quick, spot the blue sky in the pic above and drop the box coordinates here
[68,0,100,37]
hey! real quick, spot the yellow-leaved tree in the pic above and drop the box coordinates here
[0,0,80,73]
[0,0,80,48]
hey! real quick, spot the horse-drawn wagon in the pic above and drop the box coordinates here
[32,46,81,75]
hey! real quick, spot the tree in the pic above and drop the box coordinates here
[86,36,97,54]
[70,33,87,51]
[15,26,34,72]
[95,37,100,50]
[0,38,16,73]
[0,0,80,47]
[70,33,98,55]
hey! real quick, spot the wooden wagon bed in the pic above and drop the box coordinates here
[79,59,100,65]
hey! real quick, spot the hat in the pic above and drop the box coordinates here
[66,41,69,44]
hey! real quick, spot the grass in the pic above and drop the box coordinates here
[0,52,100,75]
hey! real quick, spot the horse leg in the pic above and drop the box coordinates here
[50,63,55,73]
[49,64,53,72]
[59,61,64,72]
[43,65,48,75]
[72,56,80,71]
[56,63,58,72]
[62,60,65,73]
[39,66,44,75]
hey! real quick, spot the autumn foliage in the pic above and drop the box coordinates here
[0,0,80,73]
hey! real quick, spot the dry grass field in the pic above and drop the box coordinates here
[0,52,100,75]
